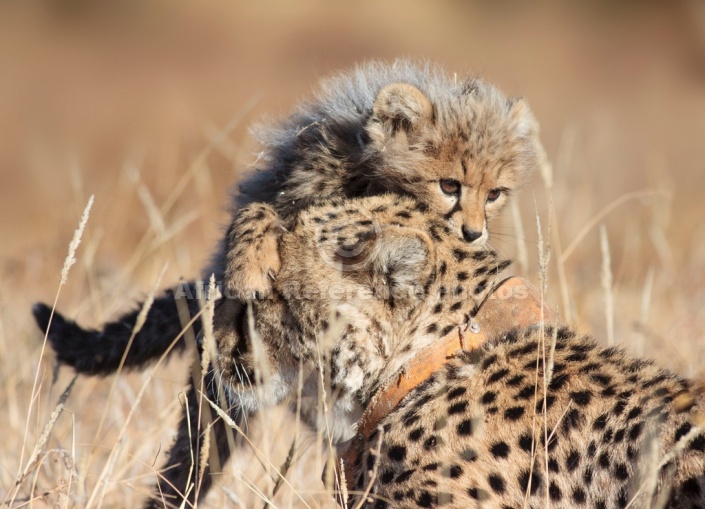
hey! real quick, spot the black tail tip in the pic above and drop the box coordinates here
[32,302,55,333]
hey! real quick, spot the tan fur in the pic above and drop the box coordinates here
[359,81,537,245]
[372,82,435,130]
[225,203,283,299]
[347,327,705,508]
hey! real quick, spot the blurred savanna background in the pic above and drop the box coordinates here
[2,1,705,507]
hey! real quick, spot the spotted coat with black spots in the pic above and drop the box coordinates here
[348,326,705,509]
[215,193,511,442]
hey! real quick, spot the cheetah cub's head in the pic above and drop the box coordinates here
[365,80,541,245]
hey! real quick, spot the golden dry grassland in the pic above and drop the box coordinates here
[1,2,705,507]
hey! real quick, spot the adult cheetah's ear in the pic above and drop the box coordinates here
[368,83,433,142]
[368,227,435,301]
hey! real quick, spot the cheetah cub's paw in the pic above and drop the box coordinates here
[225,203,285,300]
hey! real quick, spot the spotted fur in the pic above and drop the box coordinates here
[347,326,705,508]
[215,194,511,442]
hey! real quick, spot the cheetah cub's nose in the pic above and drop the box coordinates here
[462,226,483,243]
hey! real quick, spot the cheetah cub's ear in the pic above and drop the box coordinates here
[366,226,436,303]
[507,97,535,135]
[225,203,284,300]
[506,97,546,186]
[367,83,434,146]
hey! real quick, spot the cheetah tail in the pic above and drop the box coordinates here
[31,282,203,376]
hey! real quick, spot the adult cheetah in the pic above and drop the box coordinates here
[217,195,705,509]
[340,325,705,508]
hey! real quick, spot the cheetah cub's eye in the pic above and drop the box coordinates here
[487,188,503,203]
[439,179,461,196]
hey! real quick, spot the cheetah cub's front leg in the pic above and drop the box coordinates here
[225,203,284,300]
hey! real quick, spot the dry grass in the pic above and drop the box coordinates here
[2,2,705,508]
